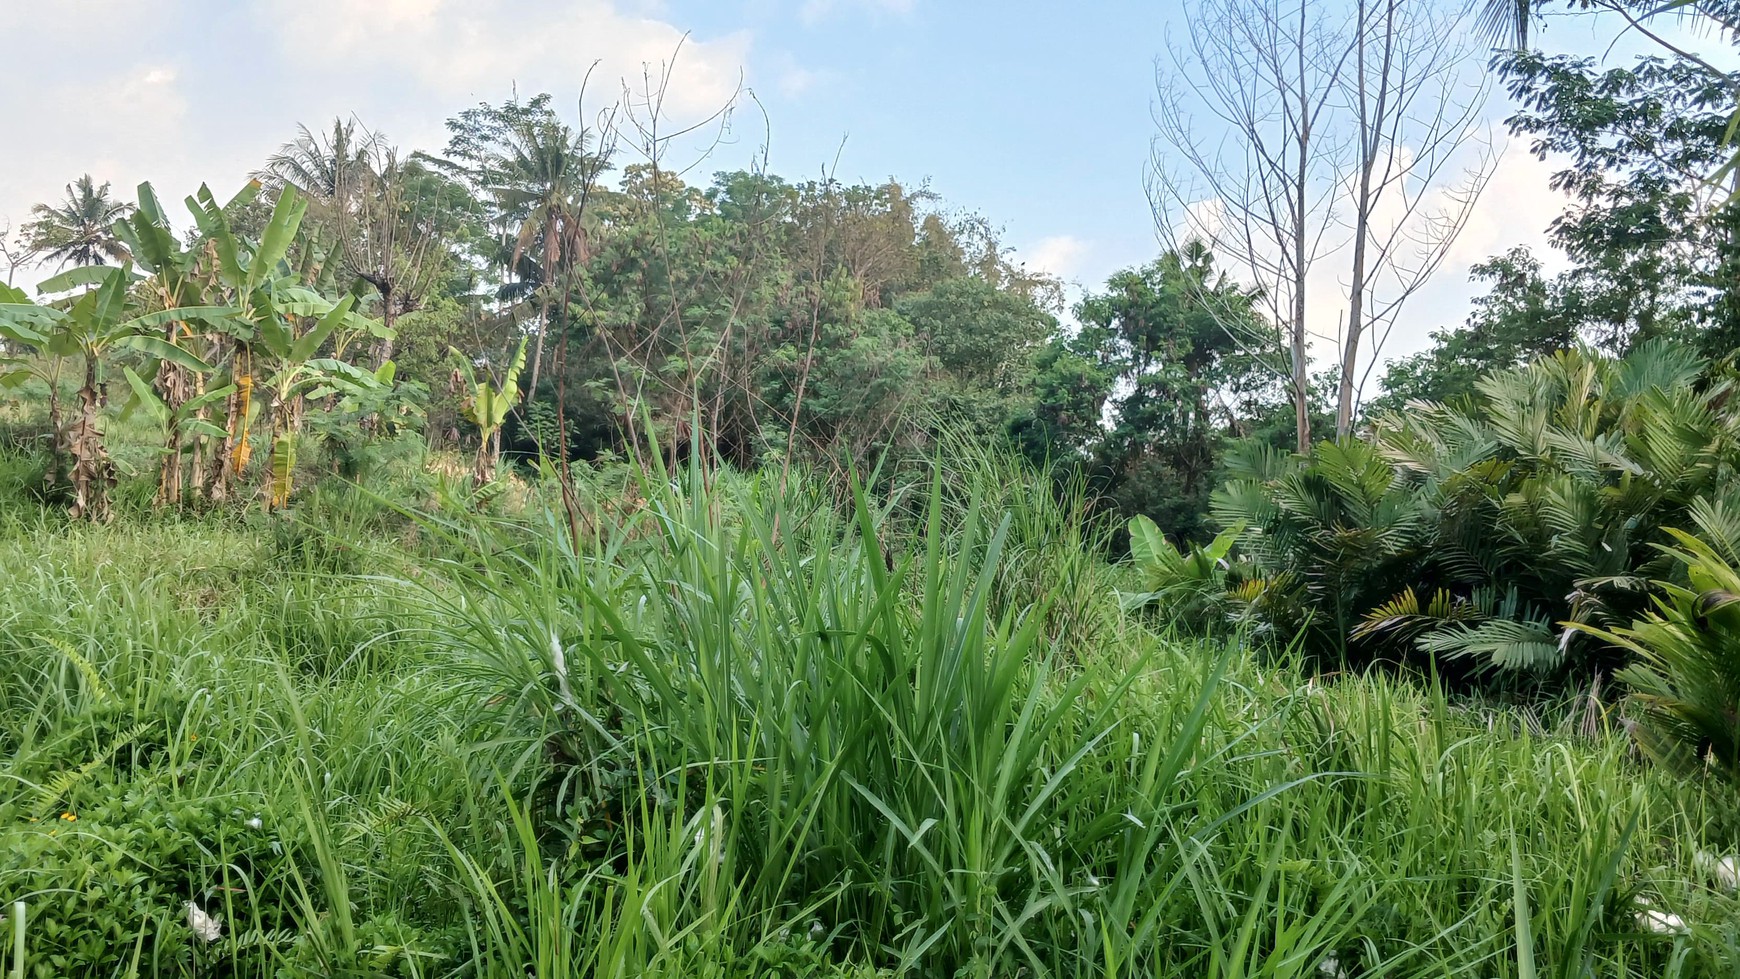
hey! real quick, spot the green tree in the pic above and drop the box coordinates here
[22,175,133,269]
[1062,245,1281,544]
[427,94,610,398]
[1367,248,1576,414]
[0,264,215,520]
[1499,48,1740,354]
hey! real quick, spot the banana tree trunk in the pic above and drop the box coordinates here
[68,354,114,523]
[155,321,193,508]
[45,370,64,493]
[207,344,253,503]
[473,426,502,486]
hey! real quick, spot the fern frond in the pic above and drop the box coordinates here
[38,634,113,704]
[33,721,152,812]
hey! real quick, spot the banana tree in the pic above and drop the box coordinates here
[451,338,527,486]
[0,281,70,478]
[113,181,243,506]
[182,182,305,502]
[120,365,236,501]
[254,291,383,508]
[0,264,220,520]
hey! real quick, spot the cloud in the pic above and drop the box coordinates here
[1021,234,1091,283]
[265,0,752,123]
[1,0,770,272]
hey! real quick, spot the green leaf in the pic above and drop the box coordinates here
[252,186,308,289]
[118,335,216,373]
[36,265,137,296]
[119,306,240,334]
[181,420,231,440]
[306,356,383,389]
[121,366,170,425]
[223,179,263,213]
[1128,514,1169,571]
[291,293,356,363]
[182,385,237,414]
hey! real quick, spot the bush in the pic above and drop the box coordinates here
[1215,341,1740,678]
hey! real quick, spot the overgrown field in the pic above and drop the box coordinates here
[2,450,1738,978]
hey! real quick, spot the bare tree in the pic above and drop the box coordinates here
[0,220,39,287]
[1152,0,1355,452]
[259,120,459,369]
[1152,0,1495,447]
[1335,0,1495,434]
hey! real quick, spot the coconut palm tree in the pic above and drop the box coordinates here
[1478,0,1534,47]
[486,112,603,398]
[23,175,133,269]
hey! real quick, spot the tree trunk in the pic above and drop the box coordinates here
[208,343,251,503]
[45,372,64,492]
[473,427,500,486]
[1336,0,1395,438]
[527,289,549,401]
[155,321,192,508]
[1291,0,1313,455]
[68,354,114,523]
[371,289,397,369]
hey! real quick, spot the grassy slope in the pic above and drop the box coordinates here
[0,446,1737,978]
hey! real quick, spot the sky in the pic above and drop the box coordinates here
[2,0,1733,377]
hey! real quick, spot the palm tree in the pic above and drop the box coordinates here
[1478,0,1533,47]
[23,175,133,269]
[260,119,460,369]
[487,113,603,399]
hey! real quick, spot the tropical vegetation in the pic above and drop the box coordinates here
[5,0,1740,976]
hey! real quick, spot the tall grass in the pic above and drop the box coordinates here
[0,445,1738,976]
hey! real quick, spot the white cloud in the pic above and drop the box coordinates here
[1,0,771,274]
[265,0,752,123]
[1022,234,1090,283]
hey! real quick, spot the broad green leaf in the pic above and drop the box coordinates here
[252,186,308,289]
[182,419,231,440]
[182,384,237,413]
[256,312,292,359]
[1128,514,1167,571]
[189,184,246,284]
[121,367,171,424]
[87,266,134,334]
[120,306,240,334]
[36,265,137,296]
[306,356,382,389]
[119,334,215,373]
[291,293,356,363]
[223,179,263,213]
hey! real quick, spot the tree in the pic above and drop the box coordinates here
[1153,0,1494,447]
[22,175,133,269]
[1059,245,1284,543]
[0,220,38,286]
[1500,49,1740,355]
[452,337,527,485]
[426,94,612,399]
[1366,247,1576,414]
[1151,0,1349,452]
[1332,0,1494,435]
[0,264,215,520]
[260,119,469,370]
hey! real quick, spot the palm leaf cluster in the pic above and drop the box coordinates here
[1212,341,1740,676]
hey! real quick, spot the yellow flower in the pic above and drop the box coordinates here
[189,734,199,742]
[60,812,77,822]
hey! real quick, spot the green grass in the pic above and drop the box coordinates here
[1,448,1738,977]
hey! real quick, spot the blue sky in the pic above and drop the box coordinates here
[2,0,1731,375]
